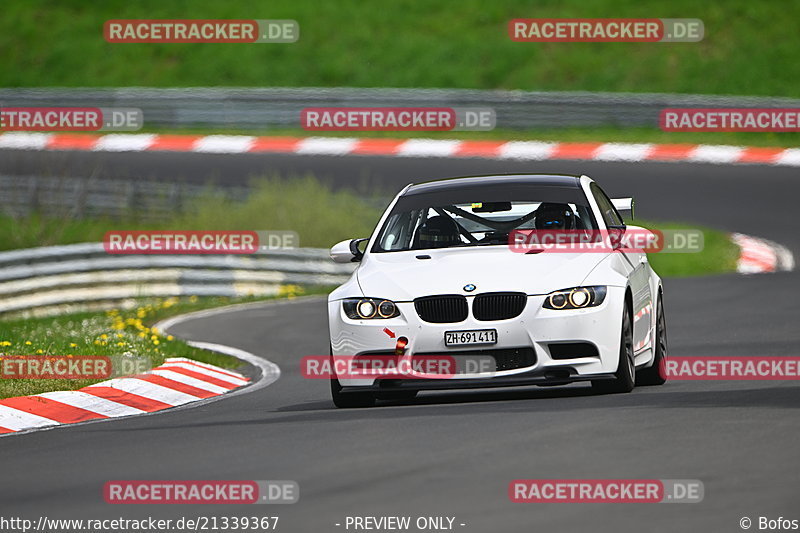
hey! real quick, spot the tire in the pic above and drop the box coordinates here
[637,294,668,386]
[592,303,635,394]
[330,377,376,408]
[329,349,376,408]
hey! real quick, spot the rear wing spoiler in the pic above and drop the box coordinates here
[611,198,634,221]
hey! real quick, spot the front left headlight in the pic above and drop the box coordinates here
[542,286,607,310]
[343,298,401,319]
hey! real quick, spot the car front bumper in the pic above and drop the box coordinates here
[328,287,626,389]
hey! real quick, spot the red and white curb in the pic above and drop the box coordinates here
[0,300,289,437]
[732,233,795,274]
[1,132,799,166]
[0,357,251,435]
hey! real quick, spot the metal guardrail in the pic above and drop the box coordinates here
[2,87,799,129]
[0,175,250,220]
[0,175,391,220]
[0,243,354,316]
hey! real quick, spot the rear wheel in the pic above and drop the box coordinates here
[637,294,668,386]
[592,303,635,394]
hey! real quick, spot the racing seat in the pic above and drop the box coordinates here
[413,215,462,249]
[534,203,577,230]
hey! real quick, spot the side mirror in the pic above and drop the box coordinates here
[330,238,368,263]
[611,197,634,221]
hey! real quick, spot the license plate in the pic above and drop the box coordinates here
[444,329,497,347]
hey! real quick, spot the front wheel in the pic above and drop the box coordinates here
[329,349,376,408]
[330,377,376,408]
[592,303,635,394]
[637,294,668,386]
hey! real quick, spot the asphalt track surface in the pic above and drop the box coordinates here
[1,149,799,533]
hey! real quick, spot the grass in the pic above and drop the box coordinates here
[2,0,800,97]
[0,286,326,399]
[0,176,384,251]
[0,215,735,399]
[0,219,737,400]
[0,179,738,399]
[637,220,739,277]
[0,173,739,278]
[170,176,384,244]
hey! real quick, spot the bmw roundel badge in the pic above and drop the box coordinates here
[463,284,476,292]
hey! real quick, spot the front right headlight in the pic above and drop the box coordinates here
[542,286,607,310]
[343,298,400,319]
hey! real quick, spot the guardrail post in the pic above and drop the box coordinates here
[167,183,182,214]
[71,179,87,218]
[125,181,138,214]
[26,176,39,214]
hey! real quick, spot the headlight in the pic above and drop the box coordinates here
[543,286,606,310]
[343,298,400,319]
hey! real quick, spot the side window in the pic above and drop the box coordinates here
[590,183,623,227]
[377,210,419,250]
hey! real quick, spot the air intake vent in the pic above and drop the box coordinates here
[414,347,536,372]
[548,342,599,360]
[414,295,468,323]
[473,292,527,321]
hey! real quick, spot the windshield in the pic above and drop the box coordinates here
[372,185,597,252]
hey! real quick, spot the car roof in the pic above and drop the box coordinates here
[404,174,582,196]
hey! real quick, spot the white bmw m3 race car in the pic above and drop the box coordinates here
[327,174,667,407]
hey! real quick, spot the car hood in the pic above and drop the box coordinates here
[356,246,609,301]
